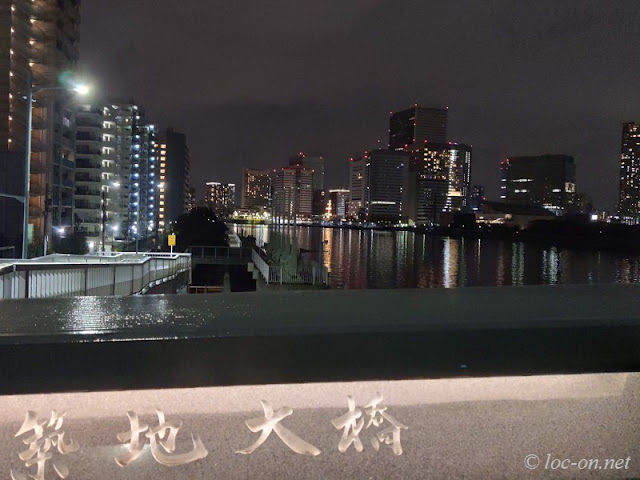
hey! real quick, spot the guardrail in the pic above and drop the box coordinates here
[189,245,253,259]
[0,252,191,299]
[251,249,328,286]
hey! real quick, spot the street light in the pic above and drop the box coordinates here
[19,69,90,258]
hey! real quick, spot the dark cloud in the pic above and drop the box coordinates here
[80,0,640,209]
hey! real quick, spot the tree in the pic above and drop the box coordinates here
[171,207,228,252]
[53,232,89,255]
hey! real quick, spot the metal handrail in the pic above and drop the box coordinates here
[0,253,191,299]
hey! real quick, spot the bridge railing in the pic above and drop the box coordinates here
[189,246,253,259]
[251,248,329,286]
[0,253,191,299]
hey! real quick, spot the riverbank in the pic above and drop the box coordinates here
[248,219,640,254]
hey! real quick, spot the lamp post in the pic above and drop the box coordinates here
[22,71,33,259]
[13,69,90,258]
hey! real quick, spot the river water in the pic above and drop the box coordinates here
[233,224,640,289]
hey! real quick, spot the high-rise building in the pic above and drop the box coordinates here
[364,150,408,223]
[241,168,270,210]
[74,104,106,245]
[74,102,157,248]
[271,165,313,220]
[326,189,349,220]
[500,155,576,215]
[206,182,235,216]
[406,143,472,225]
[109,103,157,242]
[161,127,191,225]
[0,0,81,251]
[619,122,640,219]
[289,152,325,216]
[109,103,134,238]
[157,141,166,231]
[133,122,158,241]
[348,156,367,219]
[389,106,448,150]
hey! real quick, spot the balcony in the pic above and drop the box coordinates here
[29,183,46,196]
[75,200,101,210]
[75,174,101,183]
[76,120,103,130]
[74,216,101,225]
[30,158,48,175]
[60,136,75,152]
[76,146,101,156]
[76,159,101,170]
[76,132,103,142]
[75,187,101,197]
[55,158,75,170]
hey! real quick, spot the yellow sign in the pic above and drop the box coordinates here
[168,234,176,247]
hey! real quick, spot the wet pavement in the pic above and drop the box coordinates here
[0,284,639,394]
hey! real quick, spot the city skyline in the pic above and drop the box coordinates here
[78,1,640,211]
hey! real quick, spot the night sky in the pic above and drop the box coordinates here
[79,1,640,210]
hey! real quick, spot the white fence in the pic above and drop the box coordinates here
[251,249,329,286]
[0,253,191,299]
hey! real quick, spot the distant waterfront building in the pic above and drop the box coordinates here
[364,150,408,223]
[500,155,576,215]
[161,127,191,225]
[478,201,555,229]
[406,142,472,225]
[575,192,594,215]
[326,189,349,220]
[619,122,640,219]
[289,153,325,216]
[206,182,235,216]
[348,156,367,219]
[271,165,313,220]
[389,106,448,150]
[0,0,81,250]
[241,168,271,209]
[470,185,485,211]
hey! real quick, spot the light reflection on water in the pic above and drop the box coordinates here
[234,224,640,289]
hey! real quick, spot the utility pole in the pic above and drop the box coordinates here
[22,70,33,259]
